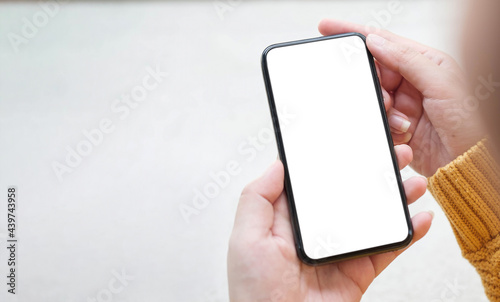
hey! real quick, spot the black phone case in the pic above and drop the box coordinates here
[261,32,413,265]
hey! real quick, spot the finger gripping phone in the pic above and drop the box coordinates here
[261,33,412,265]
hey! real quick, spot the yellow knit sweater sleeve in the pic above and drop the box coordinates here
[428,140,500,301]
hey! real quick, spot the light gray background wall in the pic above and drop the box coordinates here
[0,1,487,301]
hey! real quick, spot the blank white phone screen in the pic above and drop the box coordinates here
[266,35,410,260]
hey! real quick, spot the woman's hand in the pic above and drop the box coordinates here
[227,145,432,302]
[319,19,484,177]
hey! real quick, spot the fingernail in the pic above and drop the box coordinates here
[422,176,429,186]
[402,132,412,143]
[368,34,386,47]
[389,115,411,133]
[428,210,435,219]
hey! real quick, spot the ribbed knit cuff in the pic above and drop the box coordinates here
[428,140,500,301]
[428,140,500,252]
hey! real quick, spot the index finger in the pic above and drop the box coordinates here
[318,19,437,57]
[366,34,453,98]
[319,19,465,80]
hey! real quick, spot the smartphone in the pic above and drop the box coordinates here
[261,33,412,265]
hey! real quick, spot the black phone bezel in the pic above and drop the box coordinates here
[261,32,413,265]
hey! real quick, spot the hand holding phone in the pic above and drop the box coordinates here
[227,33,433,302]
[228,152,430,301]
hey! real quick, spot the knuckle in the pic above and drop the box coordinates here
[438,50,454,64]
[395,44,419,65]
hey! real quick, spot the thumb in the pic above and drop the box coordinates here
[232,160,284,240]
[366,34,452,97]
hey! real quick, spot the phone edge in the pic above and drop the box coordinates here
[260,33,413,266]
